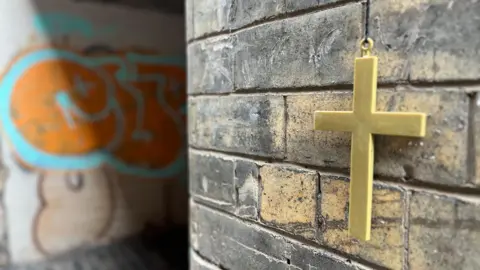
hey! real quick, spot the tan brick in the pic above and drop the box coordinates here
[320,175,405,270]
[371,0,480,82]
[259,165,317,238]
[409,192,480,269]
[287,91,468,186]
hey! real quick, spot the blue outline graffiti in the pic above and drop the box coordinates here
[0,48,186,178]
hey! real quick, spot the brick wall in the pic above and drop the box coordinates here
[187,0,480,269]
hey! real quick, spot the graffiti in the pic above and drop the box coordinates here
[2,9,187,262]
[33,168,116,255]
[0,46,186,178]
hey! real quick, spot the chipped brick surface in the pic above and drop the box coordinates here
[320,175,405,270]
[371,0,480,82]
[259,165,317,238]
[409,193,480,269]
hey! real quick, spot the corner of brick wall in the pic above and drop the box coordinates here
[187,0,480,269]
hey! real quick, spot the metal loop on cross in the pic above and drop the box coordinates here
[360,38,374,57]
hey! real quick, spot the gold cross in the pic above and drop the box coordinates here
[313,39,426,241]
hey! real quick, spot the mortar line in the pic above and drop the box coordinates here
[283,95,288,160]
[467,92,477,185]
[402,191,411,270]
[189,147,480,201]
[187,82,480,98]
[190,249,226,270]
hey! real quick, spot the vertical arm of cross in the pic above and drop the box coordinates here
[348,129,374,241]
[353,56,377,117]
[347,55,378,241]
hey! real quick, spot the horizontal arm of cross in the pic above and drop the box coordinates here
[314,111,355,132]
[370,112,426,137]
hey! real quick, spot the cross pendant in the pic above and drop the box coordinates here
[313,40,426,241]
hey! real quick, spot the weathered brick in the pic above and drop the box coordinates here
[193,0,230,37]
[187,36,235,94]
[189,151,235,209]
[371,0,480,82]
[285,0,318,11]
[190,250,221,270]
[320,175,405,270]
[259,165,317,239]
[189,95,285,157]
[186,0,194,40]
[191,202,290,269]
[285,0,343,12]
[229,0,284,29]
[190,200,200,250]
[234,4,361,90]
[191,201,357,270]
[409,192,480,269]
[289,242,357,270]
[287,91,468,186]
[234,160,259,219]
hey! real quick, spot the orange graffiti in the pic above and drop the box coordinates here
[2,46,186,177]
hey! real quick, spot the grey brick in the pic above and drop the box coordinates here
[189,95,285,157]
[186,0,194,40]
[234,160,259,219]
[187,36,235,94]
[285,0,344,12]
[190,202,356,270]
[290,243,356,270]
[191,203,289,270]
[234,3,362,90]
[229,0,285,29]
[189,151,235,209]
[287,91,468,186]
[190,249,221,270]
[409,192,480,269]
[372,0,480,82]
[193,0,230,38]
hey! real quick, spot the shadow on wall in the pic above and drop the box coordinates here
[0,0,187,269]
